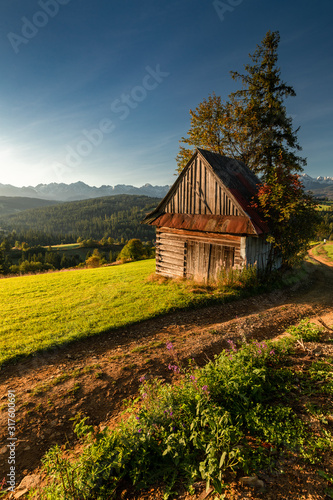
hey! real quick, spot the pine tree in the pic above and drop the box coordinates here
[229,30,306,178]
[176,31,305,178]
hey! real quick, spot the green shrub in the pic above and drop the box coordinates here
[118,238,147,261]
[287,319,322,342]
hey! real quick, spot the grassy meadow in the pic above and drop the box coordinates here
[0,259,228,367]
[324,241,333,261]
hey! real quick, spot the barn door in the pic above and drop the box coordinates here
[186,240,235,282]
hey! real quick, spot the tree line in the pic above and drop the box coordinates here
[0,237,155,276]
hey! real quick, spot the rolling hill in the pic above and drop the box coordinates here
[0,196,60,217]
[0,194,160,245]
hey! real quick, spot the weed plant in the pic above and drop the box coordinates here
[36,321,332,499]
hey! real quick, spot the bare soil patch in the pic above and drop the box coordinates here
[0,259,332,499]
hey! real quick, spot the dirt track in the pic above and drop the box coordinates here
[0,257,332,499]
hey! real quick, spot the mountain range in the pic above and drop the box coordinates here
[299,174,333,198]
[0,174,332,204]
[0,181,170,202]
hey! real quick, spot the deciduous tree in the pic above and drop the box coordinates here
[251,167,319,270]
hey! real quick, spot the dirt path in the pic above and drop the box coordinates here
[308,242,333,267]
[0,259,332,499]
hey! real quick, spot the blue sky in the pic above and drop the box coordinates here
[0,0,332,188]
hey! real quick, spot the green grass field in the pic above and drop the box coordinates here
[323,242,333,261]
[0,260,225,367]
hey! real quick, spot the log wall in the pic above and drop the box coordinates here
[156,228,243,281]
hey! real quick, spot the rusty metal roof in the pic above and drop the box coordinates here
[149,213,262,235]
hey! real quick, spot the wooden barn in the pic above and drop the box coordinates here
[143,148,276,281]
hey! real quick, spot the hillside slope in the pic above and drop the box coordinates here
[0,196,59,217]
[0,194,160,245]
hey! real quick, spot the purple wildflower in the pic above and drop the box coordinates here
[270,350,275,355]
[136,416,140,420]
[227,339,237,352]
[202,385,209,392]
[166,342,174,350]
[139,375,145,383]
[138,429,142,433]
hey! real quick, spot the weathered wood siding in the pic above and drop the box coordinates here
[156,228,243,281]
[240,236,281,271]
[155,231,186,278]
[164,157,241,216]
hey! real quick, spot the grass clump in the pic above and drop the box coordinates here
[287,319,322,342]
[37,322,332,499]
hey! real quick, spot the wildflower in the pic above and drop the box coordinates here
[227,339,237,352]
[168,364,180,373]
[136,416,140,420]
[138,429,142,433]
[270,349,275,355]
[139,375,145,383]
[142,392,147,399]
[166,342,174,350]
[190,375,197,383]
[202,385,209,392]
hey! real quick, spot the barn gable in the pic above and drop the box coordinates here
[144,148,268,236]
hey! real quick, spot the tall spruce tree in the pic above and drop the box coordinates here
[177,31,305,176]
[229,30,306,178]
[176,31,319,269]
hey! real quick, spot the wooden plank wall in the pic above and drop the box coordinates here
[164,157,240,216]
[186,241,236,281]
[156,229,243,281]
[244,236,281,270]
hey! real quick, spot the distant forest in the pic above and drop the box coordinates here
[0,195,159,246]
